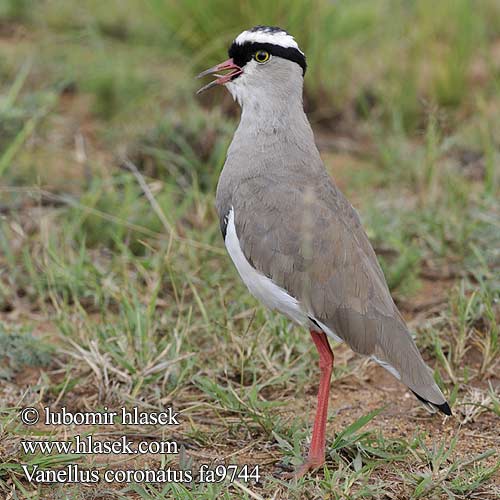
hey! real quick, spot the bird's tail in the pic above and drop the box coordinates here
[411,390,452,415]
[374,317,452,416]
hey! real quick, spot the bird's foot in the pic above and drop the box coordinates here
[281,457,324,479]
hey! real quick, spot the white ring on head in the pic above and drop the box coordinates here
[234,29,304,55]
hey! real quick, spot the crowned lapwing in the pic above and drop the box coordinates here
[197,25,451,477]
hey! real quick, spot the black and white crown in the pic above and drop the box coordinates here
[228,25,307,75]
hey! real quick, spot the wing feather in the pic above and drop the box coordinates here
[231,174,446,406]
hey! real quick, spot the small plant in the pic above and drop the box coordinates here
[405,433,499,498]
[0,325,53,380]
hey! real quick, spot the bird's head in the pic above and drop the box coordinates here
[196,26,306,106]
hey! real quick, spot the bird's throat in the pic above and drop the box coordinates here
[237,91,311,139]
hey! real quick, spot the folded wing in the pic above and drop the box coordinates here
[231,174,449,413]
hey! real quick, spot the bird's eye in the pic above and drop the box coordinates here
[254,50,270,64]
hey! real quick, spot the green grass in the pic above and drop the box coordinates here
[0,1,499,498]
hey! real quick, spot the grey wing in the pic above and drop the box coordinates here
[232,176,447,407]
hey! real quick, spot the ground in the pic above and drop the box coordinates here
[0,1,499,499]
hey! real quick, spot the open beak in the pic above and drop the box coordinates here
[196,58,242,95]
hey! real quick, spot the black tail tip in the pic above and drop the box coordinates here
[437,401,452,416]
[411,390,452,416]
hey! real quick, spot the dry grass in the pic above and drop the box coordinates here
[0,1,499,498]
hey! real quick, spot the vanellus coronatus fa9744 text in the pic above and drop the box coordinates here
[197,25,451,478]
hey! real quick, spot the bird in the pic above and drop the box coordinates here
[197,25,451,478]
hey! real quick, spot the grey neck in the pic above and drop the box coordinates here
[237,84,311,140]
[222,62,322,182]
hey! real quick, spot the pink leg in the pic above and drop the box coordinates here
[284,330,334,478]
